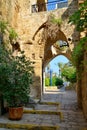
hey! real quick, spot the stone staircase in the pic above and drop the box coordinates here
[0,90,87,130]
[0,101,62,130]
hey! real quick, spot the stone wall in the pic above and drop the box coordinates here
[1,0,87,120]
[76,0,87,119]
[82,52,87,119]
[0,0,79,98]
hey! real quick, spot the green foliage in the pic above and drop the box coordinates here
[69,0,87,32]
[0,20,18,45]
[0,20,8,44]
[0,45,34,107]
[72,37,87,67]
[52,77,56,86]
[52,77,63,86]
[0,20,8,34]
[45,76,63,86]
[69,0,87,74]
[70,71,76,83]
[61,65,76,83]
[57,62,76,83]
[9,28,18,41]
[55,77,63,86]
[45,78,50,86]
[50,13,62,26]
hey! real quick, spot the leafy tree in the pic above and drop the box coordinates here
[45,78,50,86]
[58,62,66,77]
[57,62,76,83]
[52,76,56,86]
[62,66,76,83]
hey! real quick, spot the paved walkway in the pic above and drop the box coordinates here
[42,88,87,130]
[0,87,87,130]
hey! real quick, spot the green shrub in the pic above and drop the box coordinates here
[51,77,56,86]
[55,77,63,86]
[45,77,63,86]
[45,78,50,86]
[0,44,34,107]
[52,77,63,86]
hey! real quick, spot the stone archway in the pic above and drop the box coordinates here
[31,13,74,98]
[42,29,71,68]
[32,15,72,96]
[0,0,80,100]
[41,26,72,93]
[2,0,87,119]
[42,54,71,93]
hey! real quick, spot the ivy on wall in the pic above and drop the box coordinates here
[72,37,87,68]
[69,0,87,69]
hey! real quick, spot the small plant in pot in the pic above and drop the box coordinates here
[0,44,34,120]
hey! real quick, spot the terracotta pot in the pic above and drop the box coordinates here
[9,107,23,120]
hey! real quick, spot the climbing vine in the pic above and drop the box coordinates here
[69,0,87,69]
[69,0,87,32]
[0,20,8,44]
[72,37,87,67]
[0,20,19,51]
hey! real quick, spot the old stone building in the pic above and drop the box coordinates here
[0,0,87,119]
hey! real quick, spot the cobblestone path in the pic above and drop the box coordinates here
[41,89,87,130]
[0,88,87,130]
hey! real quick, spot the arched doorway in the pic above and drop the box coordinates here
[42,54,75,93]
[42,29,72,94]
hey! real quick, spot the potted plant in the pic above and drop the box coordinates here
[0,44,34,120]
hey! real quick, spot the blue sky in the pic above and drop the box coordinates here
[46,55,69,75]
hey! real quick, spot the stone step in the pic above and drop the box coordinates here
[0,101,87,130]
[25,101,60,113]
[39,101,60,105]
[23,109,63,121]
[25,101,60,111]
[0,122,59,130]
[0,112,87,130]
[0,102,62,130]
[0,123,87,130]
